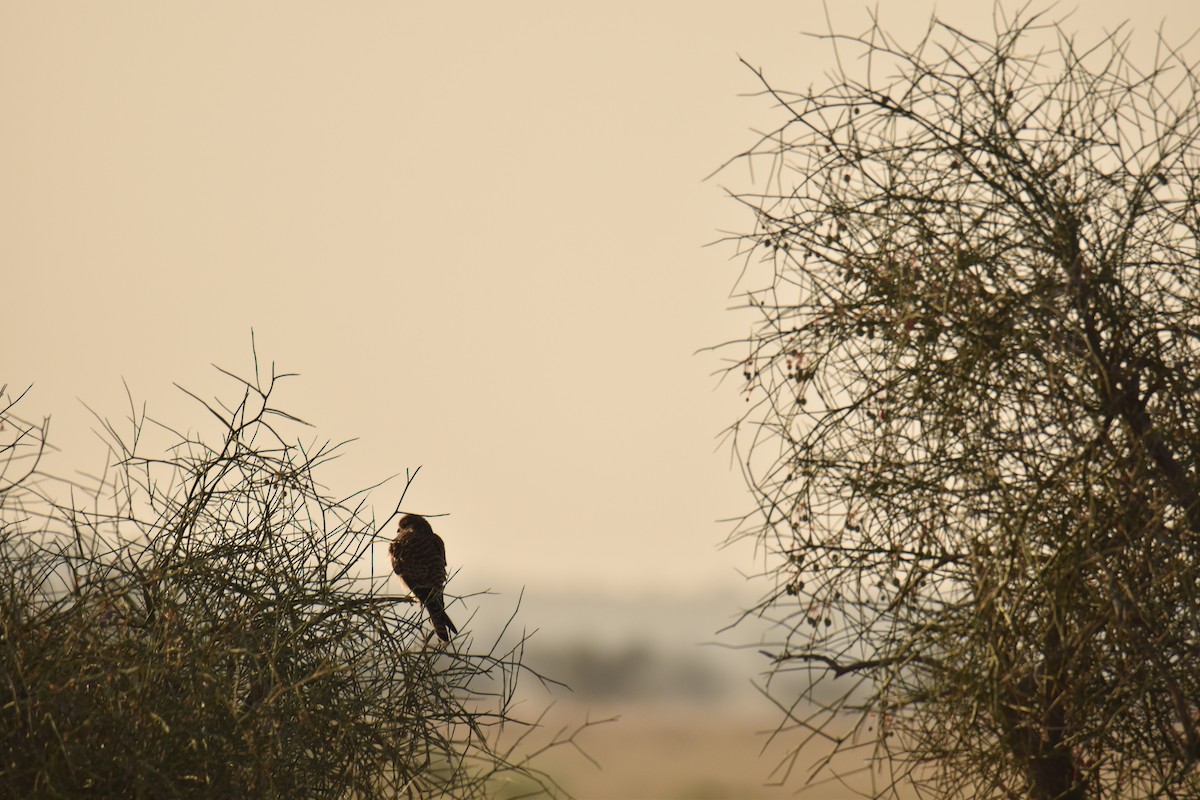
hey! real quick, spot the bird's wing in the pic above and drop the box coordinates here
[433,532,448,578]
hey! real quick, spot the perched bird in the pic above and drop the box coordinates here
[390,514,457,642]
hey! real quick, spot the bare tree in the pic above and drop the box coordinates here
[0,356,588,798]
[716,7,1200,798]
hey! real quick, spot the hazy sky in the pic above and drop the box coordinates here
[5,0,1199,606]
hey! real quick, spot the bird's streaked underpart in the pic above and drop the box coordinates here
[390,514,457,643]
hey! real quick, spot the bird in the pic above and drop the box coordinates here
[389,514,457,642]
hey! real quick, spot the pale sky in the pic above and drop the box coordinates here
[5,0,1199,606]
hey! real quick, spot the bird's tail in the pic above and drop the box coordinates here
[425,592,458,643]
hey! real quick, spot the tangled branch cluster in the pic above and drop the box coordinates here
[720,8,1200,798]
[0,361,575,798]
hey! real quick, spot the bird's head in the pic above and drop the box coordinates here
[398,514,432,534]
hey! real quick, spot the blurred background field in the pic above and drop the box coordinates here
[468,587,897,799]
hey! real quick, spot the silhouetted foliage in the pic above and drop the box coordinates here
[718,7,1200,798]
[0,358,583,799]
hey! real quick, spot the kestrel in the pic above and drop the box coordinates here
[390,514,457,642]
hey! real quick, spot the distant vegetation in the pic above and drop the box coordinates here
[0,357,583,798]
[719,6,1200,798]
